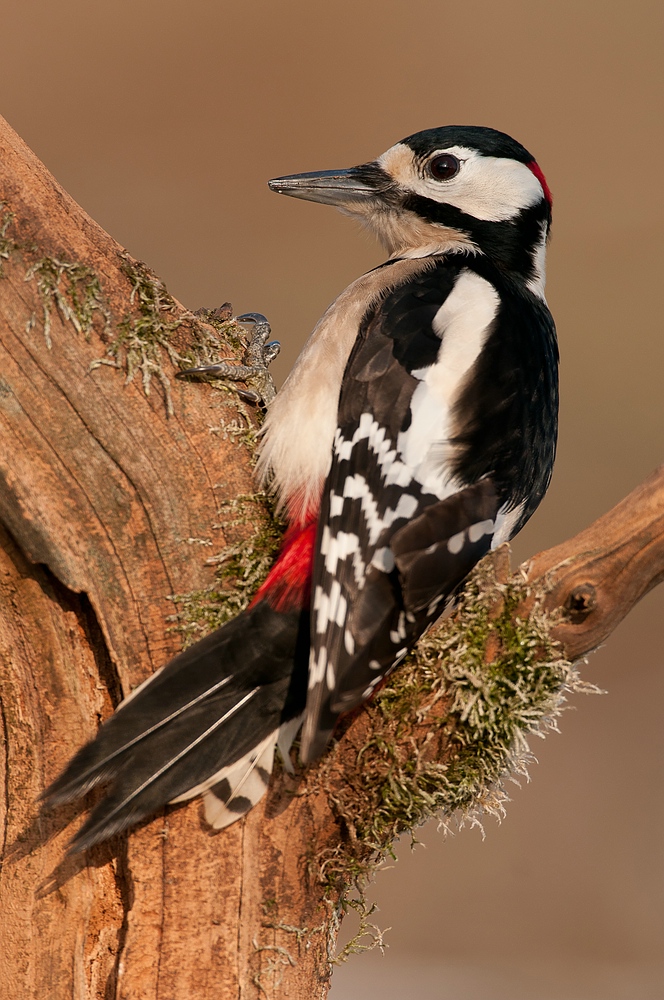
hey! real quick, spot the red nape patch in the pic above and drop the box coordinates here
[251,520,317,613]
[527,160,552,207]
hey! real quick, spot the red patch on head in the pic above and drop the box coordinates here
[527,160,552,207]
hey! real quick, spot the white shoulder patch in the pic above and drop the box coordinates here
[397,269,499,498]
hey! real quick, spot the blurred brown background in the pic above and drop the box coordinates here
[2,1,663,996]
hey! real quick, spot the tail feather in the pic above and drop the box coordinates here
[45,672,236,805]
[200,733,277,829]
[276,713,303,773]
[42,601,310,853]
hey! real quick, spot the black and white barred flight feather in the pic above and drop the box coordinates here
[301,256,557,759]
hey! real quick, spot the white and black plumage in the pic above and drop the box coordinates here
[43,125,558,851]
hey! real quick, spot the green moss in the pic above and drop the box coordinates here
[0,200,111,345]
[0,202,17,276]
[90,255,187,415]
[24,256,110,349]
[374,577,569,835]
[316,556,597,957]
[92,256,253,418]
[167,493,284,645]
[184,304,247,356]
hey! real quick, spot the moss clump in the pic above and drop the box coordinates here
[374,569,573,838]
[181,304,247,360]
[0,201,111,346]
[316,555,597,955]
[92,257,253,418]
[0,202,17,276]
[24,256,110,349]
[167,493,284,646]
[90,254,188,415]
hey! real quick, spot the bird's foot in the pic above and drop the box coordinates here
[177,312,280,407]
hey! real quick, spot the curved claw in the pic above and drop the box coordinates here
[235,312,270,326]
[177,310,278,406]
[175,364,233,380]
[262,341,281,364]
[236,388,263,404]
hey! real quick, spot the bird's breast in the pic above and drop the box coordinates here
[256,256,435,520]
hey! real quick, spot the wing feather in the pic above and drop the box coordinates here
[301,260,505,761]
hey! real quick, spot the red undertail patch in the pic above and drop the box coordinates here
[251,519,317,613]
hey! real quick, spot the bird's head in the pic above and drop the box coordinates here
[269,125,552,293]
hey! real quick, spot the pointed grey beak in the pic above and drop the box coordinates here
[268,163,391,207]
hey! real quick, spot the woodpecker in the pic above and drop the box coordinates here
[43,126,558,852]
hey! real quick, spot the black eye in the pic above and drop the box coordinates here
[428,153,460,181]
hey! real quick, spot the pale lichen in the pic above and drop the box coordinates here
[90,255,187,415]
[0,202,17,276]
[314,556,598,959]
[167,493,284,646]
[24,256,111,349]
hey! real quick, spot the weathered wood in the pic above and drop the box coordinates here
[0,112,663,1000]
[0,523,123,997]
[523,465,664,658]
[0,112,295,1000]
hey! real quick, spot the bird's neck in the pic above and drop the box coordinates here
[364,206,478,261]
[399,194,550,298]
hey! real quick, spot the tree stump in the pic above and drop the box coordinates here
[1,113,663,1000]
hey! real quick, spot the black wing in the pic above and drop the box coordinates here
[300,261,507,761]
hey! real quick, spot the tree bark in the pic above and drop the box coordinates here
[0,113,663,1000]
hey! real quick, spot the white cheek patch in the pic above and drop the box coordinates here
[381,143,544,223]
[443,151,544,221]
